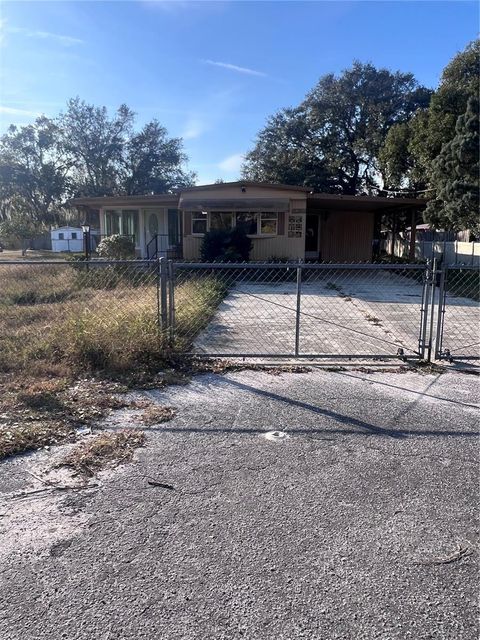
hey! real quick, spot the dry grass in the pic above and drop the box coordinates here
[0,420,75,460]
[141,405,176,426]
[61,430,146,476]
[0,262,227,459]
[0,263,226,377]
[0,374,139,461]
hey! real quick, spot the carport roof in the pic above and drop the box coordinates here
[307,193,426,211]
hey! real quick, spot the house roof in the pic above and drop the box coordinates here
[69,194,178,207]
[70,182,426,210]
[180,181,312,193]
[51,226,83,231]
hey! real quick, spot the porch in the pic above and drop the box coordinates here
[102,206,182,259]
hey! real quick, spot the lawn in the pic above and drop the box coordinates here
[0,260,227,459]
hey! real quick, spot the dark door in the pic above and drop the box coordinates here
[305,214,319,256]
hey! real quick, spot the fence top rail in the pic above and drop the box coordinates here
[172,261,427,270]
[0,259,155,266]
[445,264,480,271]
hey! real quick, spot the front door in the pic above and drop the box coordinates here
[305,214,319,259]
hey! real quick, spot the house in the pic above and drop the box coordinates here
[71,182,425,262]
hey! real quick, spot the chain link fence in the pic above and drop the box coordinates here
[435,265,480,364]
[172,263,431,359]
[0,259,478,371]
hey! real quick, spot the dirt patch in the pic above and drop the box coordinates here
[60,430,146,476]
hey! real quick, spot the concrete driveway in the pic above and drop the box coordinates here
[195,272,427,357]
[0,368,478,639]
[194,272,480,362]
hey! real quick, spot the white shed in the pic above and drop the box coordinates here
[50,227,84,253]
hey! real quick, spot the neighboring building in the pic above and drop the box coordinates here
[51,226,101,253]
[71,182,425,262]
[51,227,84,253]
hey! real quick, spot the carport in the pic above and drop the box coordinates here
[305,194,426,262]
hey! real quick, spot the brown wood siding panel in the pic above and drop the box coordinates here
[320,211,374,262]
[183,211,192,236]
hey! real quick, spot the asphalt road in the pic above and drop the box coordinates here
[1,368,479,639]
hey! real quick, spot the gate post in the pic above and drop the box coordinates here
[294,261,302,357]
[418,261,431,359]
[434,263,447,360]
[426,257,437,362]
[158,257,168,335]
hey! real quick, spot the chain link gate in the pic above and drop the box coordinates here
[163,260,435,362]
[434,264,480,365]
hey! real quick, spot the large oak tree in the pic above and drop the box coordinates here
[242,61,431,194]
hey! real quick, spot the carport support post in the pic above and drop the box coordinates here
[294,261,302,357]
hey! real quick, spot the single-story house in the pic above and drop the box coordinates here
[71,182,425,262]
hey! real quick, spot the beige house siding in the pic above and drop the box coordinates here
[320,211,374,262]
[180,185,307,261]
[182,224,305,261]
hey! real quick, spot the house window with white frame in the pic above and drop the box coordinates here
[192,211,208,235]
[210,211,233,230]
[235,211,279,236]
[235,212,258,235]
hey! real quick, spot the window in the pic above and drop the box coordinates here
[71,232,77,240]
[58,233,64,240]
[235,212,278,236]
[260,212,278,235]
[192,211,207,235]
[236,212,258,235]
[288,214,303,238]
[210,211,233,230]
[105,210,120,235]
[168,209,179,245]
[121,210,139,242]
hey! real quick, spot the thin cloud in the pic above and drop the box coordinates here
[202,59,267,78]
[8,26,84,46]
[218,152,245,173]
[182,116,209,140]
[0,106,41,117]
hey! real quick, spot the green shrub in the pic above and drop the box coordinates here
[97,235,135,260]
[200,227,252,262]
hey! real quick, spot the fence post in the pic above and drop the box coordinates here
[294,261,302,357]
[418,261,430,359]
[167,260,175,347]
[157,257,168,335]
[434,264,447,360]
[426,257,437,362]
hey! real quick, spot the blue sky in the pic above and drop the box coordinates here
[0,1,478,184]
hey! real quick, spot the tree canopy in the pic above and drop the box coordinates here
[242,61,432,194]
[425,96,479,233]
[0,98,196,226]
